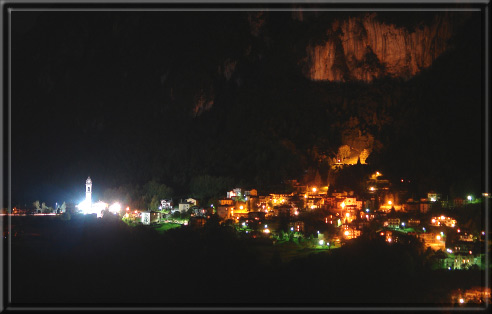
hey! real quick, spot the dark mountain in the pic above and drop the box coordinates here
[10,9,482,204]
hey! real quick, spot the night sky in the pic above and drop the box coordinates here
[10,7,484,207]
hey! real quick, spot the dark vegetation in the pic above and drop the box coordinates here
[11,216,483,305]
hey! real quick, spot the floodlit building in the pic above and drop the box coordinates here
[86,176,92,205]
[76,177,109,218]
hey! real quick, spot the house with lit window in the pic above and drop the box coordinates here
[418,232,446,251]
[141,211,162,225]
[341,224,361,240]
[445,253,484,270]
[273,204,291,217]
[178,201,192,212]
[160,199,173,210]
[289,221,305,233]
[427,191,442,202]
[218,198,233,206]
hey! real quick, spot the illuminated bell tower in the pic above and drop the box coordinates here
[86,176,92,206]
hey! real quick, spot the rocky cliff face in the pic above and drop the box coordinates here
[304,13,458,82]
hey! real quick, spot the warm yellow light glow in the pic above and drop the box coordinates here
[239,205,243,210]
[387,237,392,242]
[344,231,349,236]
[388,201,392,205]
[345,213,350,218]
[376,171,380,176]
[310,205,316,209]
[126,207,130,211]
[304,195,308,198]
[436,235,441,240]
[341,202,345,209]
[369,187,375,191]
[459,298,464,304]
[263,229,270,234]
[312,187,317,192]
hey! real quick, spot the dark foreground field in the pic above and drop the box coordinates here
[9,216,484,307]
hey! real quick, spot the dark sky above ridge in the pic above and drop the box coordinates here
[9,7,484,206]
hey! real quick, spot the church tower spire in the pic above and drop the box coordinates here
[86,176,92,205]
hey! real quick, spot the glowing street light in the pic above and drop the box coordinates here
[467,195,472,202]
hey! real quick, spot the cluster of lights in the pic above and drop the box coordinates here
[431,216,456,227]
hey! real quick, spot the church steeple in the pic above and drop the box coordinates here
[86,176,92,205]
